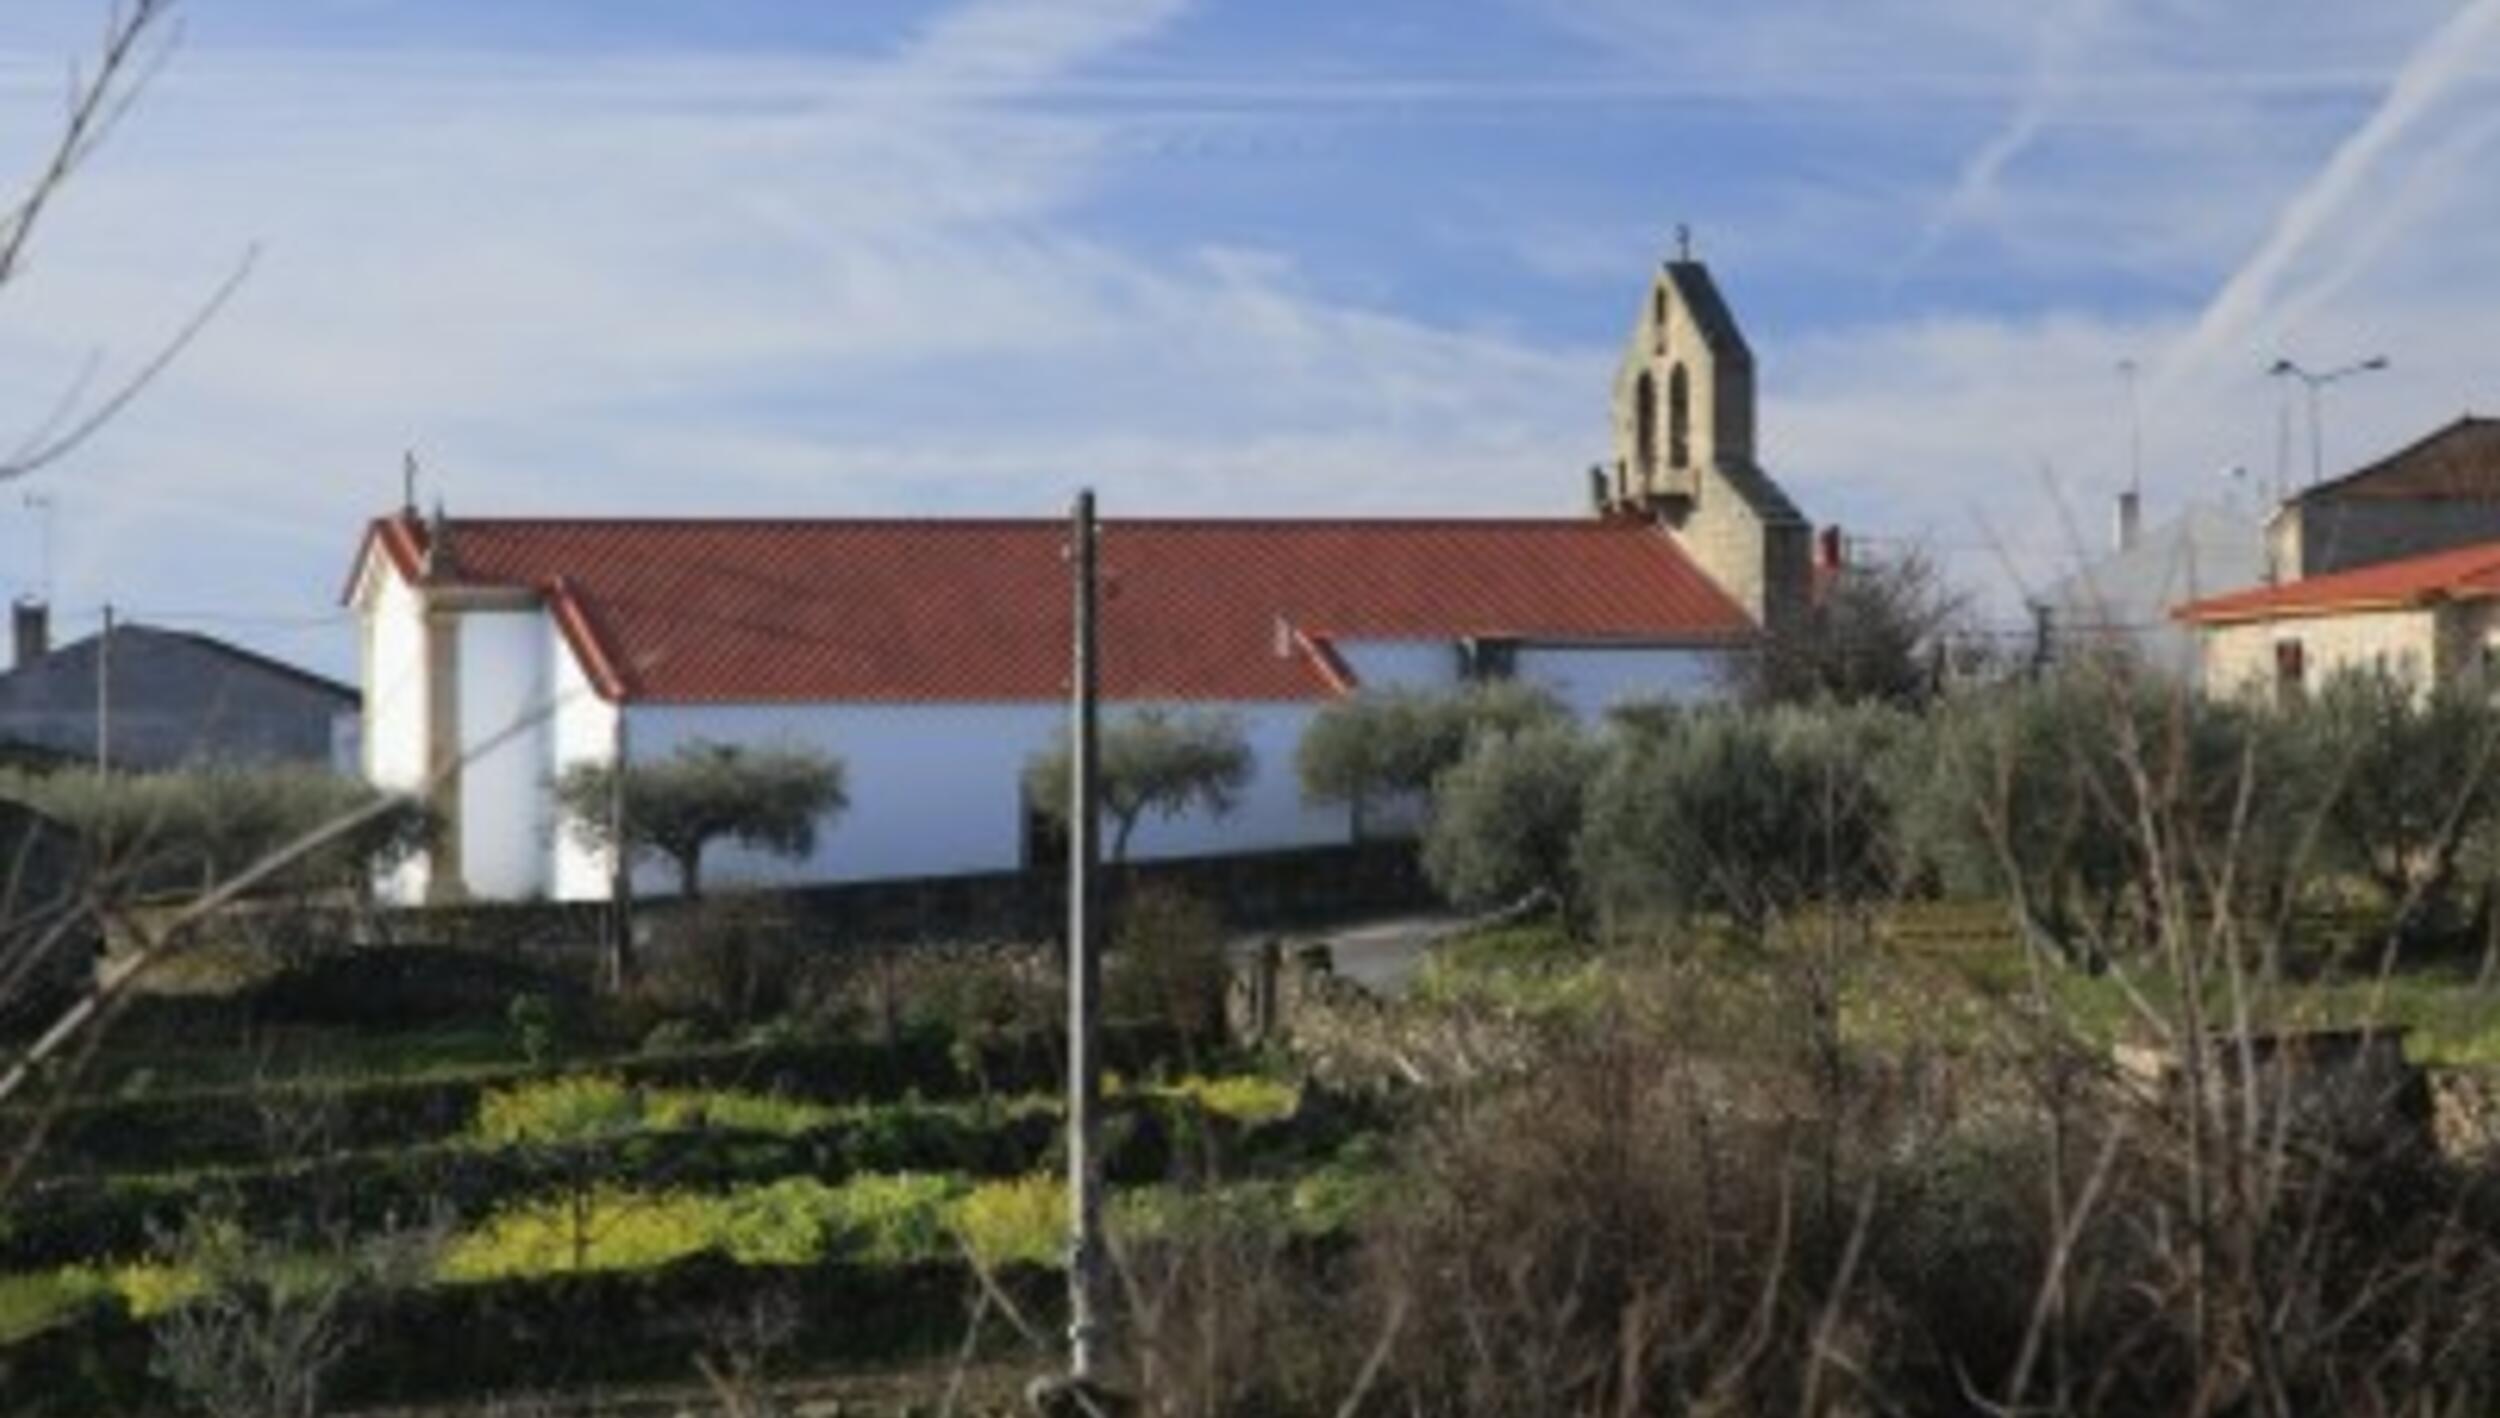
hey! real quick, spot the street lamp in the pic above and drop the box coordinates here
[2268,355,2389,489]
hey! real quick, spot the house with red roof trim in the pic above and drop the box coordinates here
[2175,416,2500,703]
[344,258,1813,903]
[2175,536,2500,703]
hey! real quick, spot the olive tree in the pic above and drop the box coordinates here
[1420,721,1600,919]
[0,765,434,898]
[1890,663,2321,972]
[554,740,846,900]
[1026,708,1254,865]
[1730,550,1965,709]
[1297,680,1562,832]
[1580,704,1902,944]
[2298,669,2500,947]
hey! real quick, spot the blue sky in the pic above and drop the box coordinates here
[0,0,2495,676]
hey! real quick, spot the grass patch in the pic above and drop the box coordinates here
[81,1023,527,1099]
[1432,902,2500,1067]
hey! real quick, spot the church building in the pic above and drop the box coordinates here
[345,254,1817,903]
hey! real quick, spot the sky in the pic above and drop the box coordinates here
[0,0,2495,678]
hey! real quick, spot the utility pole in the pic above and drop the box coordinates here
[1064,488,1107,1389]
[95,601,113,776]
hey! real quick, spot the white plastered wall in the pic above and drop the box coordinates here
[2199,608,2440,700]
[1515,644,1722,718]
[454,610,554,900]
[547,623,621,901]
[602,699,1358,900]
[362,565,431,905]
[619,702,1055,895]
[492,636,1737,902]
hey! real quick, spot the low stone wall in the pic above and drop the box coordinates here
[376,841,1433,955]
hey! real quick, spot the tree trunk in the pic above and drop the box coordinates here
[677,847,704,901]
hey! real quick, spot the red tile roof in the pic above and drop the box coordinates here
[351,513,1754,704]
[2173,537,2500,625]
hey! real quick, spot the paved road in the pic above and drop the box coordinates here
[1233,911,1466,996]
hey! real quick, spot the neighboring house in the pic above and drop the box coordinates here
[0,599,358,771]
[2265,416,2500,581]
[346,254,1817,904]
[2173,537,2500,703]
[2037,495,2265,674]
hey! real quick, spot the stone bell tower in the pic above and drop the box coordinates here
[1602,233,1809,631]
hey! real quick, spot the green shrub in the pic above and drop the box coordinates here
[438,1172,982,1282]
[472,1074,644,1145]
[505,992,558,1067]
[1134,1074,1299,1126]
[824,1172,962,1263]
[0,1268,110,1341]
[1107,885,1229,1047]
[952,1174,1065,1268]
[470,1075,834,1146]
[639,890,812,1031]
[435,1180,818,1280]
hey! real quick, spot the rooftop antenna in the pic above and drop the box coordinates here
[401,450,420,518]
[1674,222,1692,263]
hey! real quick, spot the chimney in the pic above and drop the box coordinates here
[2115,490,2142,553]
[420,498,457,582]
[1814,525,1846,572]
[11,597,47,669]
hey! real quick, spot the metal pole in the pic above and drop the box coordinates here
[1065,489,1106,1383]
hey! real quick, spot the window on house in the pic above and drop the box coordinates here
[1456,636,1519,683]
[1653,288,1667,354]
[2274,638,2306,705]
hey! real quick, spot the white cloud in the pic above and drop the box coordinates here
[0,0,2493,676]
[0,0,1625,678]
